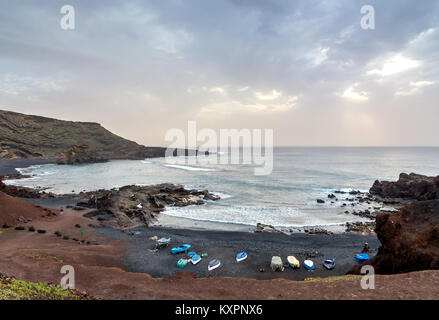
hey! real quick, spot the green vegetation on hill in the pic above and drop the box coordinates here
[0,274,95,300]
[0,110,166,160]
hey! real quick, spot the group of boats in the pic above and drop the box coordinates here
[160,238,370,272]
[273,256,335,271]
[170,243,248,271]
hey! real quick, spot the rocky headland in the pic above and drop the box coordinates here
[348,173,439,275]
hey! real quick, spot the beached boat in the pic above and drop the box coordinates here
[270,256,284,272]
[176,259,188,268]
[208,259,221,271]
[236,252,247,262]
[323,258,335,270]
[355,254,370,263]
[287,256,300,268]
[191,254,201,265]
[157,237,171,245]
[171,244,191,255]
[304,260,315,271]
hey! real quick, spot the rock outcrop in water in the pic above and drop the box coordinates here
[370,173,439,201]
[57,145,108,165]
[348,200,439,275]
[76,184,220,227]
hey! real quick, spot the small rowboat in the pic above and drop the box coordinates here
[355,254,370,263]
[236,252,247,262]
[270,256,284,272]
[191,254,201,265]
[287,256,300,268]
[323,259,336,270]
[208,259,221,271]
[304,260,315,271]
[187,251,197,258]
[155,237,171,249]
[171,244,191,255]
[176,259,188,268]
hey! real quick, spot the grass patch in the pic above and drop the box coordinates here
[0,274,95,300]
[303,275,363,283]
[24,251,64,263]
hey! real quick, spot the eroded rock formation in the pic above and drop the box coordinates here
[370,173,439,201]
[348,200,439,274]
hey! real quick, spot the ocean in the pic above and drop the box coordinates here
[5,147,439,230]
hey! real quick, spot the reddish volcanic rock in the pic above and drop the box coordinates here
[57,145,108,165]
[348,200,439,275]
[370,173,439,201]
[0,191,57,226]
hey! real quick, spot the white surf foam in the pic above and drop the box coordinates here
[164,164,216,172]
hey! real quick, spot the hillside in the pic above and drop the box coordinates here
[0,110,166,160]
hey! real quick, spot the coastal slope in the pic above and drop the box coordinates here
[0,109,166,160]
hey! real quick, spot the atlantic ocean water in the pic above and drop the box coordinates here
[6,147,439,229]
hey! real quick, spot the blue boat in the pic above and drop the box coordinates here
[304,260,315,271]
[171,244,191,255]
[187,251,197,258]
[323,259,336,270]
[236,252,248,262]
[191,254,201,265]
[355,254,370,263]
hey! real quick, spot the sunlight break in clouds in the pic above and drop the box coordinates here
[395,81,436,96]
[367,54,421,77]
[255,90,283,101]
[340,84,369,102]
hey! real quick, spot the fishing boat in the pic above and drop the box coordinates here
[236,252,248,262]
[287,256,300,268]
[157,237,171,245]
[176,259,188,268]
[191,254,201,265]
[323,258,336,270]
[304,260,315,271]
[171,244,191,255]
[355,254,370,263]
[270,256,284,272]
[208,259,221,271]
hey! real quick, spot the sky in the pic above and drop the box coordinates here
[0,0,438,147]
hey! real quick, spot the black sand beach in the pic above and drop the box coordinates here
[97,225,379,281]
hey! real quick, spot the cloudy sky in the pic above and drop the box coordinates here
[0,0,438,146]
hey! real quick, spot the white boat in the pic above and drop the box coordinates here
[208,259,221,271]
[287,256,300,268]
[304,259,315,271]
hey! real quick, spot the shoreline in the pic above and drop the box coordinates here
[96,223,379,281]
[0,158,56,176]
